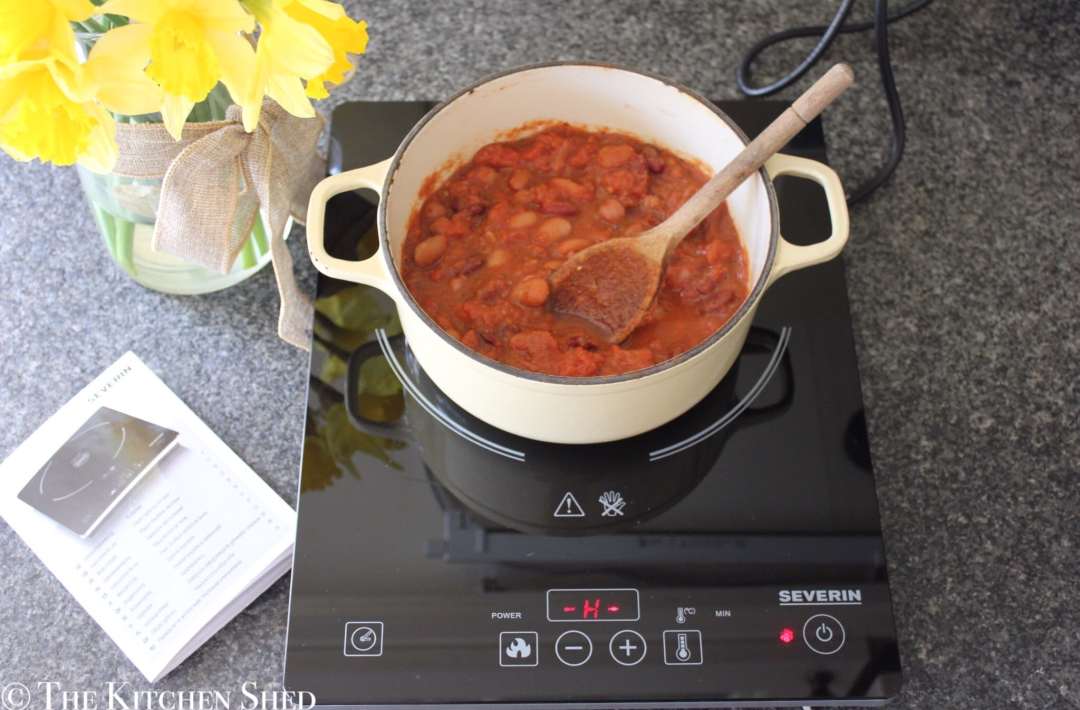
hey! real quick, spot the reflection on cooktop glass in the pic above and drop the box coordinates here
[285,101,901,708]
[18,407,179,537]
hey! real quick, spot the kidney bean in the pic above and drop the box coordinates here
[597,144,635,168]
[567,334,599,351]
[455,254,486,276]
[598,197,625,222]
[508,168,531,190]
[511,276,551,307]
[642,146,666,173]
[476,278,507,303]
[450,276,466,292]
[553,238,590,257]
[413,235,447,266]
[486,248,511,268]
[452,192,488,215]
[537,217,572,241]
[509,210,539,229]
[541,201,578,216]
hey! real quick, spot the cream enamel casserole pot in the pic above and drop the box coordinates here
[306,62,850,444]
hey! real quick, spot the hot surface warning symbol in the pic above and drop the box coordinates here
[553,491,585,518]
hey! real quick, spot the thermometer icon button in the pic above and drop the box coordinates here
[663,629,703,665]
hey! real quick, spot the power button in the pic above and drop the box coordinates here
[802,614,845,655]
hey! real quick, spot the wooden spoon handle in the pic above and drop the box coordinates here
[656,63,855,253]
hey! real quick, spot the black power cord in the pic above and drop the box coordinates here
[737,0,935,205]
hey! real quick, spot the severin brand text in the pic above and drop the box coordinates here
[778,589,863,605]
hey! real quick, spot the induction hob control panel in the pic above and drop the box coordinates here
[310,579,899,705]
[473,585,881,672]
[325,581,895,683]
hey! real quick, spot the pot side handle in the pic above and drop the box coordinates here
[764,153,851,285]
[306,158,395,291]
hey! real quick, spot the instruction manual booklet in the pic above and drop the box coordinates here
[0,352,296,682]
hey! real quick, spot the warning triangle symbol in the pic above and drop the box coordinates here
[553,491,586,518]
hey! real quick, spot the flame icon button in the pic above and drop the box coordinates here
[506,638,532,658]
[499,631,539,667]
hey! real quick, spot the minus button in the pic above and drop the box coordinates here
[555,630,593,667]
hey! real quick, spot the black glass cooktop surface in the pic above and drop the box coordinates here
[284,100,901,707]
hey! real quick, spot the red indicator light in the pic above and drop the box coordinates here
[562,605,576,613]
[607,605,620,613]
[779,628,796,644]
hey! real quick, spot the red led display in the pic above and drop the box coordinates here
[546,589,639,622]
[779,627,796,644]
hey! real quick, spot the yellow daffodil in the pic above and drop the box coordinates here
[0,0,93,64]
[283,0,368,100]
[236,0,367,129]
[98,0,257,139]
[0,56,117,172]
[238,0,333,130]
[84,25,164,116]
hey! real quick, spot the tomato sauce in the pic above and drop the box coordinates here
[401,124,750,377]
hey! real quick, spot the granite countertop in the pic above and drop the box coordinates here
[0,1,1076,708]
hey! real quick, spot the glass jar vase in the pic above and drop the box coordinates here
[75,31,277,295]
[76,161,279,295]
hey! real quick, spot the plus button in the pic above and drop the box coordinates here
[609,630,647,666]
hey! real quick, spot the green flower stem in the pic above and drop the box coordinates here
[101,14,129,29]
[79,17,109,33]
[92,203,118,261]
[114,219,136,276]
[207,88,230,121]
[252,214,270,256]
[238,236,257,270]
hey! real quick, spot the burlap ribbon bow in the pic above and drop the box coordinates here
[112,101,326,349]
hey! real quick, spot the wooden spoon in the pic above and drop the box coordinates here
[549,63,855,343]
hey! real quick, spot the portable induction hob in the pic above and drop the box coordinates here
[284,100,902,708]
